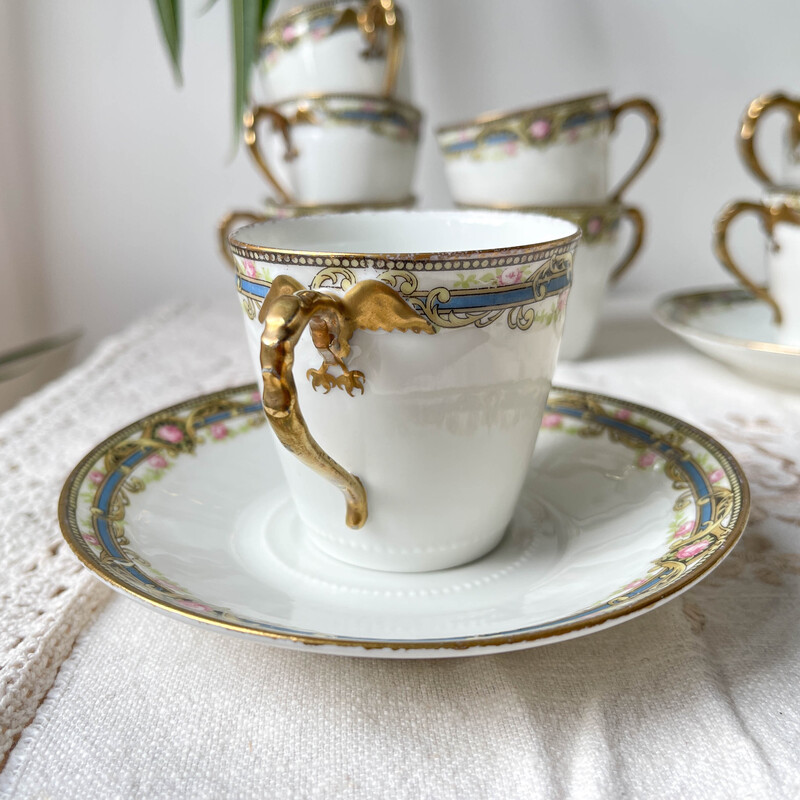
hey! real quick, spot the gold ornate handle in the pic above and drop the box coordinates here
[609,98,661,201]
[218,210,269,271]
[243,106,297,205]
[713,200,784,324]
[359,0,404,96]
[610,206,645,283]
[739,92,800,187]
[259,275,434,529]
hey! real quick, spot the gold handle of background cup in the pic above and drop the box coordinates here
[244,106,297,205]
[610,206,645,283]
[259,275,434,530]
[739,93,800,187]
[712,200,785,325]
[218,210,269,271]
[609,98,661,202]
[359,0,404,96]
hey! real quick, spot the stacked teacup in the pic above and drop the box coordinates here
[436,92,661,359]
[712,92,800,345]
[220,0,421,267]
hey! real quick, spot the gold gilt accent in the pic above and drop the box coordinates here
[739,92,800,187]
[608,98,661,201]
[258,274,434,529]
[218,209,269,271]
[712,198,800,325]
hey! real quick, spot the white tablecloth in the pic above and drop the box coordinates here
[1,296,799,799]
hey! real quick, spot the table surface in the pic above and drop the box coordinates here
[1,296,799,800]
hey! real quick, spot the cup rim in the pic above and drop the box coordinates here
[271,92,422,121]
[228,209,581,266]
[455,200,629,216]
[262,196,417,214]
[262,0,389,45]
[435,91,610,137]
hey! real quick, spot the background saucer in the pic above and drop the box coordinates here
[59,385,749,658]
[653,287,800,389]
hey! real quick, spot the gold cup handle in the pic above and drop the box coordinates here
[244,106,297,205]
[739,93,800,187]
[359,0,404,96]
[712,200,784,324]
[609,206,645,283]
[218,210,269,271]
[259,275,434,529]
[609,98,661,201]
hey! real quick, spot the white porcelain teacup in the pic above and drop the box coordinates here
[714,190,800,345]
[244,94,421,206]
[229,210,581,572]
[256,0,410,104]
[436,92,660,206]
[459,202,644,360]
[739,92,800,190]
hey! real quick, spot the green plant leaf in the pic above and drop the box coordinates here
[152,0,182,84]
[231,0,264,140]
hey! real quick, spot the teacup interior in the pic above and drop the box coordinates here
[230,210,578,256]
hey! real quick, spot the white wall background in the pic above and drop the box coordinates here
[2,0,798,362]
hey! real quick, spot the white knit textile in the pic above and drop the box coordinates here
[2,296,800,799]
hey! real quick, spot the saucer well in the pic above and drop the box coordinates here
[59,385,748,658]
[653,287,800,389]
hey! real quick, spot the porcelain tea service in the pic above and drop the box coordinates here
[255,0,410,104]
[229,210,580,571]
[436,92,660,207]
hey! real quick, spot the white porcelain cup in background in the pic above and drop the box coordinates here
[459,202,644,360]
[713,190,800,345]
[256,0,411,104]
[739,92,800,190]
[436,92,660,206]
[244,94,421,206]
[228,210,581,572]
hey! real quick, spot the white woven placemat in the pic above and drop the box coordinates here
[1,298,800,798]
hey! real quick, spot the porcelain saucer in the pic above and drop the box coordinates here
[59,384,749,658]
[654,286,800,389]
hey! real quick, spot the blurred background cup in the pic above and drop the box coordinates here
[228,210,580,572]
[713,189,800,344]
[459,202,644,360]
[435,92,660,206]
[256,0,410,103]
[739,92,800,190]
[217,196,416,270]
[244,94,421,206]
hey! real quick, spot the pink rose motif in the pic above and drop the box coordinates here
[210,422,229,440]
[156,424,184,444]
[88,469,105,485]
[529,119,551,140]
[708,468,724,484]
[282,25,297,42]
[175,599,213,612]
[243,259,256,278]
[676,540,711,560]
[83,534,99,546]
[311,27,326,40]
[148,453,168,470]
[499,266,523,286]
[250,391,262,403]
[503,141,518,156]
[637,451,657,469]
[614,408,632,421]
[541,413,562,429]
[587,217,603,236]
[557,290,569,311]
[673,520,695,540]
[624,577,647,591]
